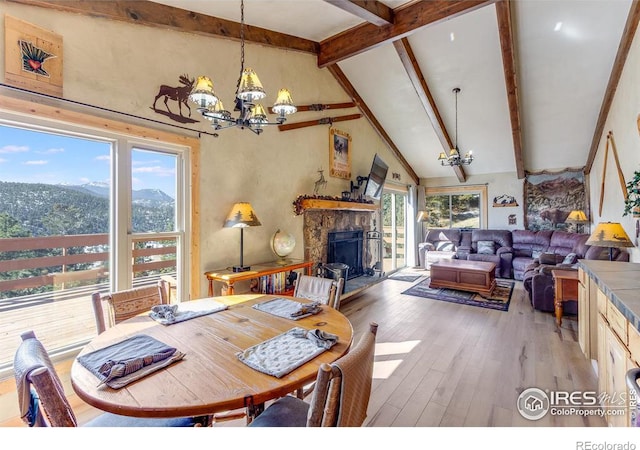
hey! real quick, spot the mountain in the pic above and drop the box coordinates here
[62,182,174,207]
[0,181,174,237]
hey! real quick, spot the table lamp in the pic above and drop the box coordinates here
[585,222,634,261]
[224,202,261,272]
[565,210,589,234]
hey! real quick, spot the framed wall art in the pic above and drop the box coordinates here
[523,168,588,231]
[329,128,352,179]
[4,16,63,97]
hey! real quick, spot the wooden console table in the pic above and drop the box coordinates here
[552,269,579,326]
[205,259,314,296]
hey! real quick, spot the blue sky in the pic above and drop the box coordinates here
[0,124,176,198]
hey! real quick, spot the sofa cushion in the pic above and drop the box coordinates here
[539,252,558,265]
[562,252,578,264]
[436,240,455,252]
[477,240,496,255]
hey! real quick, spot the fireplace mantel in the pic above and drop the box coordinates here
[299,198,378,213]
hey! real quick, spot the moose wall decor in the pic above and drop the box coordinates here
[151,74,199,124]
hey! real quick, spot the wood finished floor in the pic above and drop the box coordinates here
[0,273,604,427]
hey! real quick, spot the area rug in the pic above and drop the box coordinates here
[401,278,514,311]
[387,271,425,282]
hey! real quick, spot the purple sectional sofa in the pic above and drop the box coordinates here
[417,228,630,313]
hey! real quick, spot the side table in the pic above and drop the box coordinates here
[205,260,313,296]
[552,269,579,326]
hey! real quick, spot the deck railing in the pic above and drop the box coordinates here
[0,234,178,372]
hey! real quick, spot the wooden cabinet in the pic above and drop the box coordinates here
[596,296,638,426]
[578,267,599,359]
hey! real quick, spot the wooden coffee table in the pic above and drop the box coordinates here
[429,259,496,297]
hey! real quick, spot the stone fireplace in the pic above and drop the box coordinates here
[302,208,378,277]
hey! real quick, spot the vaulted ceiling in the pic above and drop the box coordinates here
[12,0,639,185]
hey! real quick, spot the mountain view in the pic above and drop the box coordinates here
[0,181,175,237]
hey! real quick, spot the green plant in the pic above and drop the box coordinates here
[623,170,640,216]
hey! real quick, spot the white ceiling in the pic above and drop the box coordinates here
[149,0,632,181]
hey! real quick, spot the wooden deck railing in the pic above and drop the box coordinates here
[0,234,177,298]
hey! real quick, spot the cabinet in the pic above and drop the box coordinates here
[579,260,640,427]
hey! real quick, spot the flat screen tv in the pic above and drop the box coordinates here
[363,154,388,201]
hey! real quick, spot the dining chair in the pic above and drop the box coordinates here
[249,322,378,427]
[91,283,165,334]
[159,275,178,304]
[293,274,343,310]
[13,330,198,427]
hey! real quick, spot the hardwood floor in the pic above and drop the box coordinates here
[0,273,605,428]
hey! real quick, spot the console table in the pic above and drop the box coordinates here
[552,269,579,327]
[205,259,314,296]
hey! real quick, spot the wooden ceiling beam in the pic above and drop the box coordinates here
[585,0,640,175]
[327,64,419,185]
[394,38,466,183]
[318,0,497,68]
[323,0,394,26]
[495,0,524,180]
[6,0,319,54]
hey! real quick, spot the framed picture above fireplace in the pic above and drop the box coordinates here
[329,128,352,179]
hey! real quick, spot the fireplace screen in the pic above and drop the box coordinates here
[327,230,363,279]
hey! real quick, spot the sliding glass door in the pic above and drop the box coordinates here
[382,190,407,273]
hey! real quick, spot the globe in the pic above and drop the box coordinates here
[271,229,296,263]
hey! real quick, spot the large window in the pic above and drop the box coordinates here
[424,185,488,229]
[0,106,195,372]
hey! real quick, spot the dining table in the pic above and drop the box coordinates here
[70,294,354,422]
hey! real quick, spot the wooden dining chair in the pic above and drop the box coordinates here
[13,330,198,427]
[159,275,178,304]
[249,322,378,427]
[91,284,165,334]
[293,274,343,310]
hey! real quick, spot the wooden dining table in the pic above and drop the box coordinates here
[70,294,353,422]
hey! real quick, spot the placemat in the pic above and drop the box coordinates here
[237,327,338,378]
[252,297,321,320]
[149,298,228,325]
[77,334,184,389]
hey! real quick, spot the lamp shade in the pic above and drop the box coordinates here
[224,202,262,228]
[566,210,588,223]
[237,68,266,102]
[585,222,634,248]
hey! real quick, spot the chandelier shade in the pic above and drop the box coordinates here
[188,0,296,134]
[438,87,473,166]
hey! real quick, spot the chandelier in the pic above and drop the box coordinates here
[188,0,297,135]
[438,87,473,166]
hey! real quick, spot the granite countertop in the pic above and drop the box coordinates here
[579,260,640,332]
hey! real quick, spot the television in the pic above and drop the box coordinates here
[363,154,388,200]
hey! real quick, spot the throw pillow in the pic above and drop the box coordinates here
[477,240,495,255]
[562,252,578,265]
[539,252,557,265]
[436,240,454,252]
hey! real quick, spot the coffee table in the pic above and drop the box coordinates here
[429,259,496,297]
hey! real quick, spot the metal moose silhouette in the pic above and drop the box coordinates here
[151,74,198,123]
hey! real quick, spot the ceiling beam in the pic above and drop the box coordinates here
[394,38,466,183]
[323,0,394,26]
[327,64,419,185]
[495,0,524,180]
[6,0,319,54]
[318,0,497,68]
[585,0,640,175]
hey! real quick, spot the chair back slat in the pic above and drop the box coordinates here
[14,331,77,427]
[92,284,165,333]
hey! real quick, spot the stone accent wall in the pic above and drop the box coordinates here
[303,209,378,273]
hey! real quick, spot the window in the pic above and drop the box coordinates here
[0,100,198,373]
[424,185,488,229]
